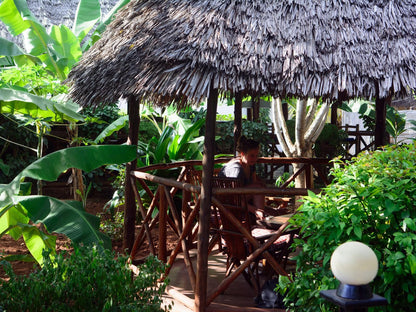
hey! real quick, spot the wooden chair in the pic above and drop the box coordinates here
[210,176,259,290]
[210,176,297,294]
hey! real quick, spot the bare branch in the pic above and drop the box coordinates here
[305,100,330,142]
[295,98,307,156]
[305,98,318,129]
[271,97,293,156]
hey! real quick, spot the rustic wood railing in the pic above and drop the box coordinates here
[341,124,375,159]
[128,157,331,306]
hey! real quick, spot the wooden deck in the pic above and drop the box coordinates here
[162,249,286,312]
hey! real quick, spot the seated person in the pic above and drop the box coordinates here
[218,136,265,221]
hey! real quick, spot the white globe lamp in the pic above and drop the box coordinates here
[330,241,378,299]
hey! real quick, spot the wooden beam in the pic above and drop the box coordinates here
[195,85,218,312]
[123,95,140,252]
[253,96,260,121]
[375,96,388,148]
[331,100,339,125]
[234,92,242,156]
[159,185,167,262]
[282,101,288,121]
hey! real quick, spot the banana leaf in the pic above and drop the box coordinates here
[0,87,84,122]
[0,145,137,265]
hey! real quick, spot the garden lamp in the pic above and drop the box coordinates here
[320,241,388,312]
[330,241,378,299]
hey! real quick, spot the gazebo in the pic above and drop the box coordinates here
[66,1,416,311]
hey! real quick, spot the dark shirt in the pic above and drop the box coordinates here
[218,159,255,186]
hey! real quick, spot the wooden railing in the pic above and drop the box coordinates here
[128,157,332,306]
[341,124,375,159]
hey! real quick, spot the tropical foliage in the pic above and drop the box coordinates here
[0,0,132,180]
[278,144,416,312]
[0,0,129,75]
[0,245,170,312]
[341,99,407,144]
[137,104,205,167]
[0,145,136,265]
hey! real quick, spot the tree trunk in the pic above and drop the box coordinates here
[234,92,242,156]
[67,123,83,201]
[271,97,329,187]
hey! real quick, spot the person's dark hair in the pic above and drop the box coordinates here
[237,136,259,153]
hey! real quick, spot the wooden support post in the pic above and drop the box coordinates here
[331,100,340,126]
[253,96,260,121]
[159,186,167,263]
[123,95,140,253]
[375,96,389,148]
[234,92,242,156]
[195,85,218,312]
[282,101,288,121]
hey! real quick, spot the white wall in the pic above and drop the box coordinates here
[397,110,416,144]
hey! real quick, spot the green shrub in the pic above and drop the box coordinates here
[279,144,416,312]
[79,103,126,142]
[313,124,347,159]
[0,245,170,312]
[0,115,37,183]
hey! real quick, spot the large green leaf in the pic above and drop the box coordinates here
[0,38,25,56]
[0,145,136,265]
[0,87,83,121]
[0,0,31,35]
[73,0,101,41]
[82,0,130,51]
[94,115,128,143]
[50,25,82,68]
[18,196,111,249]
[21,223,56,265]
[17,145,137,183]
[0,206,28,239]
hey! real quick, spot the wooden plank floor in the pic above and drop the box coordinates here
[162,249,286,312]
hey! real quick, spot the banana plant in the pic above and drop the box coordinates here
[0,0,131,73]
[0,144,137,265]
[137,105,205,167]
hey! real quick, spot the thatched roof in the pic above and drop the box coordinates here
[67,0,416,107]
[392,96,416,110]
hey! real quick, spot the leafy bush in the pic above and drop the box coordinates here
[0,245,170,312]
[79,103,126,142]
[279,144,416,311]
[313,124,347,159]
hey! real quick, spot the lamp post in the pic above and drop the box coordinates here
[320,241,388,312]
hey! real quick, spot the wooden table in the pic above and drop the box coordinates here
[258,213,294,230]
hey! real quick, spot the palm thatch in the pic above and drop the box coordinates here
[67,0,416,107]
[392,95,416,110]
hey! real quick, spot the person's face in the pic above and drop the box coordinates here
[241,147,259,166]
